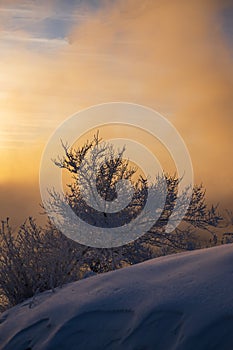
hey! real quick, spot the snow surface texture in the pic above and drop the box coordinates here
[0,244,233,350]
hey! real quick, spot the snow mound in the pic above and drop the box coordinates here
[1,244,233,350]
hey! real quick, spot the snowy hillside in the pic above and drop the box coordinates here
[0,244,233,350]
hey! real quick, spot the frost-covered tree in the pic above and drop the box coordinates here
[48,133,222,272]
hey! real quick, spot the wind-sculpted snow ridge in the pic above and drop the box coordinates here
[0,244,233,350]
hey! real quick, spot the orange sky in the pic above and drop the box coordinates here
[0,0,232,225]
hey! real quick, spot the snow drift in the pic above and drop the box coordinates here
[0,244,233,350]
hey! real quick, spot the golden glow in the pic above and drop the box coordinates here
[0,0,232,222]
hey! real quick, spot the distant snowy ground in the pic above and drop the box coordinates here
[1,244,233,350]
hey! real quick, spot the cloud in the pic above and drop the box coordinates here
[66,0,233,201]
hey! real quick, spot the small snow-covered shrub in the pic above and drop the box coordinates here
[0,218,82,311]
